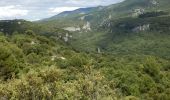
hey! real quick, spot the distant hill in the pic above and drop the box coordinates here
[39,0,170,53]
[0,19,45,35]
[39,0,169,32]
[38,0,169,29]
[42,6,104,21]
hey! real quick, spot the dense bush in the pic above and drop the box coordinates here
[69,54,89,68]
[0,25,169,100]
[0,67,120,100]
[0,43,24,80]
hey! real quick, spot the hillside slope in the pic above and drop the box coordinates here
[0,0,170,99]
[0,19,170,99]
[40,0,170,31]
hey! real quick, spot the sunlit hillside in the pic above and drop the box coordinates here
[0,0,170,99]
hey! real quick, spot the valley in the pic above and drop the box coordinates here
[0,0,170,99]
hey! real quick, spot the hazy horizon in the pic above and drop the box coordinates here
[0,0,123,21]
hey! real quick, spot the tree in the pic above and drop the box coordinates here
[25,30,35,36]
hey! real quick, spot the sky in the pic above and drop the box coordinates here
[0,0,123,21]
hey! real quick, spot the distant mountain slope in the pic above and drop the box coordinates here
[39,0,170,57]
[42,6,104,21]
[0,20,36,35]
[39,0,169,33]
[0,19,73,43]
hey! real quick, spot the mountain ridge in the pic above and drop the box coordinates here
[41,6,105,22]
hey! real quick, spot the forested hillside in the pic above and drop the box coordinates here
[0,25,169,99]
[0,0,170,99]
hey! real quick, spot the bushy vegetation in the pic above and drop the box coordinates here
[0,31,121,99]
[66,13,170,100]
[0,66,120,100]
[0,0,170,99]
[0,28,170,99]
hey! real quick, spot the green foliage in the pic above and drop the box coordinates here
[143,57,160,78]
[0,26,169,100]
[25,30,36,36]
[0,0,170,99]
[69,53,89,68]
[0,67,119,100]
[0,43,24,80]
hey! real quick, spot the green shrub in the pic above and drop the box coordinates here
[143,57,161,79]
[68,54,89,68]
[0,44,24,80]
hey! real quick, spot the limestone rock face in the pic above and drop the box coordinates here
[150,0,158,5]
[83,22,91,31]
[63,27,81,32]
[97,48,101,53]
[57,32,72,43]
[132,8,145,17]
[63,33,72,42]
[109,15,112,19]
[132,24,150,32]
[80,16,85,20]
[63,21,91,33]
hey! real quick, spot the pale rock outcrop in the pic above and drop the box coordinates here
[60,57,66,60]
[150,0,158,5]
[51,55,66,61]
[132,24,150,32]
[80,16,85,20]
[31,41,36,45]
[63,27,81,32]
[132,8,145,17]
[63,36,68,42]
[79,12,85,15]
[97,48,101,53]
[18,21,21,25]
[57,32,72,42]
[63,33,69,42]
[79,15,89,21]
[63,33,73,42]
[83,21,91,31]
[109,15,112,19]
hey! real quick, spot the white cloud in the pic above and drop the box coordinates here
[49,7,80,13]
[0,5,28,20]
[0,0,123,20]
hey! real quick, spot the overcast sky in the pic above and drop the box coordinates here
[0,0,123,21]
